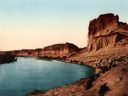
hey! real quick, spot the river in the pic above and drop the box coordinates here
[0,57,95,96]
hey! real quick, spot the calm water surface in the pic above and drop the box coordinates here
[0,57,95,96]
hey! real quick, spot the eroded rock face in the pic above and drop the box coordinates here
[88,13,119,36]
[12,49,39,57]
[13,43,80,58]
[87,13,128,51]
[39,43,80,58]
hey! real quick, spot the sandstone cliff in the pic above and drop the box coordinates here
[39,43,80,59]
[13,43,80,59]
[70,13,128,63]
[88,13,128,52]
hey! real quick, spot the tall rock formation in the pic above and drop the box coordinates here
[87,13,128,52]
[69,13,128,64]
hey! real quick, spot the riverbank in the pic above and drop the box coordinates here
[0,52,17,64]
[27,78,93,96]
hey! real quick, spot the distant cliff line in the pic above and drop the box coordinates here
[9,42,83,60]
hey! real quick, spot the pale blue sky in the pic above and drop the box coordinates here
[0,0,128,50]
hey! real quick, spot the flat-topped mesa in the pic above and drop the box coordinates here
[39,43,80,58]
[12,43,80,58]
[43,43,79,52]
[87,13,128,51]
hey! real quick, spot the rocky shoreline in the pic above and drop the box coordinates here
[0,52,17,64]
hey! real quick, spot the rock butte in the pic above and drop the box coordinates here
[70,13,128,63]
[9,13,128,96]
[88,13,128,52]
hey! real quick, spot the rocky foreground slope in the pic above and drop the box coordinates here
[28,13,128,96]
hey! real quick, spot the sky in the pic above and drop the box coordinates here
[0,0,128,51]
